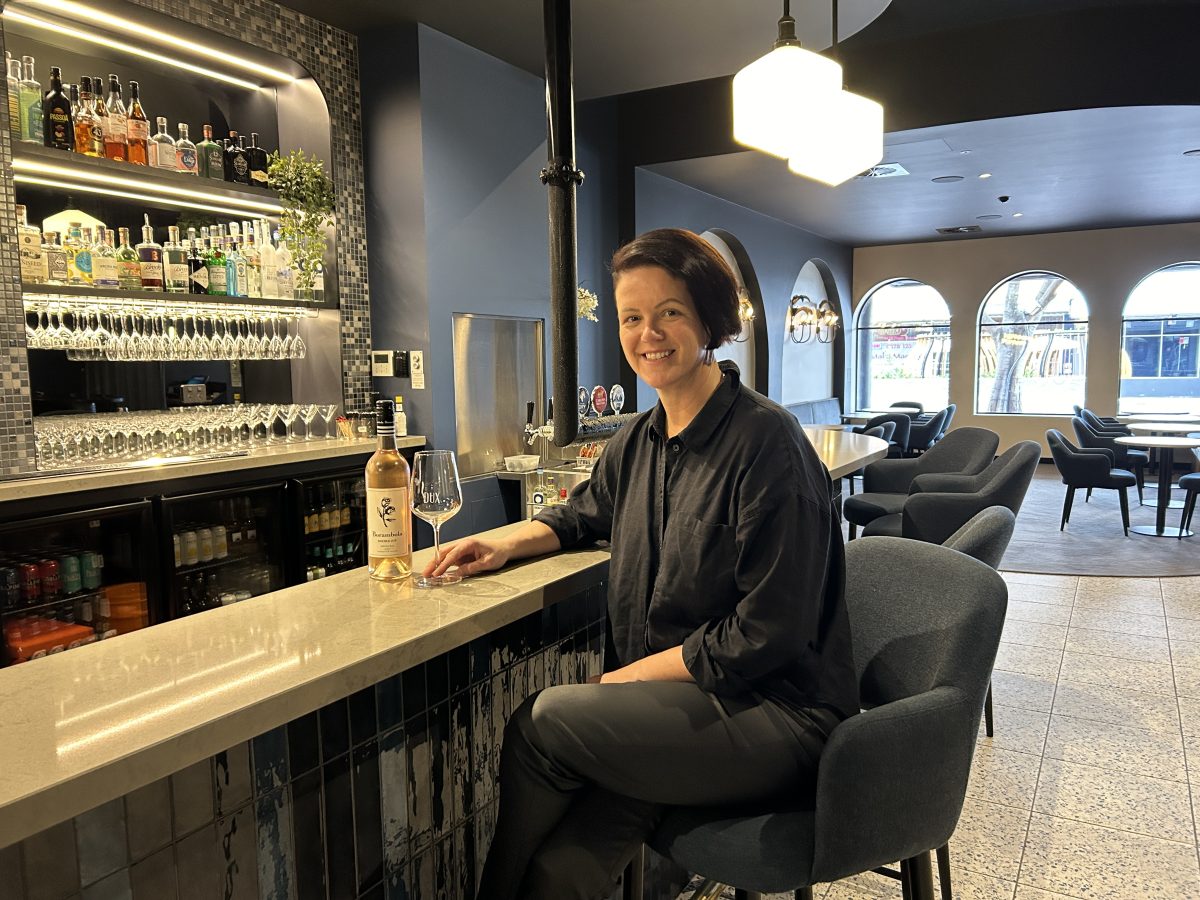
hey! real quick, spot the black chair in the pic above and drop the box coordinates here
[1079,408,1130,436]
[1046,429,1136,536]
[1178,455,1200,538]
[847,423,894,495]
[890,400,925,415]
[1076,405,1124,429]
[856,412,911,459]
[906,408,949,456]
[646,537,1008,900]
[862,442,1040,545]
[934,403,956,442]
[1071,416,1146,505]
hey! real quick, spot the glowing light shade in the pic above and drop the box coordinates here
[733,44,843,159]
[786,88,884,186]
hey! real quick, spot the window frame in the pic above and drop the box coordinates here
[853,278,952,412]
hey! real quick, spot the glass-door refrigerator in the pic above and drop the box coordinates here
[160,484,287,619]
[287,470,367,583]
[0,501,158,666]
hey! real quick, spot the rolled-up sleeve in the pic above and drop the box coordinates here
[681,491,832,695]
[533,451,616,550]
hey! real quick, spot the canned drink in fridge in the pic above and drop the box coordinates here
[180,531,198,567]
[0,566,19,612]
[81,551,104,590]
[59,554,82,596]
[38,559,61,601]
[197,528,214,563]
[18,562,40,606]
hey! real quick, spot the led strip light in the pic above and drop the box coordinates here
[15,174,279,219]
[24,293,318,318]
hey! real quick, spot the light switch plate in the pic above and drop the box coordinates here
[410,350,425,389]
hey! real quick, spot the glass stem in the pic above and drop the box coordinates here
[432,523,442,565]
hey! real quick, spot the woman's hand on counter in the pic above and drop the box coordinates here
[424,537,512,578]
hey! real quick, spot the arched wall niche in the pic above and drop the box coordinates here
[700,229,769,393]
[782,258,845,405]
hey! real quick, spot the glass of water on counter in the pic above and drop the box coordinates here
[411,450,463,588]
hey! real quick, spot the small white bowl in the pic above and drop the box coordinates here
[504,454,540,472]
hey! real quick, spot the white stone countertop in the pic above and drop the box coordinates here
[0,437,425,504]
[801,426,889,480]
[0,523,610,848]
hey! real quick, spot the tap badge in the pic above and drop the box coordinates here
[577,386,590,417]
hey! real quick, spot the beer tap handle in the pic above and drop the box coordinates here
[546,397,554,424]
[526,400,535,428]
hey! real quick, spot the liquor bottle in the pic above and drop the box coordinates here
[64,223,92,285]
[18,56,42,144]
[205,225,227,295]
[92,228,119,288]
[338,486,351,527]
[186,227,209,294]
[223,500,243,556]
[240,498,258,552]
[240,221,262,296]
[246,132,270,186]
[115,227,141,290]
[317,486,331,531]
[259,221,279,298]
[136,215,164,290]
[121,80,148,165]
[6,56,20,139]
[41,66,72,151]
[88,75,107,156]
[15,205,45,284]
[204,573,221,610]
[365,399,412,581]
[103,75,127,161]
[225,222,247,297]
[163,225,189,293]
[149,116,176,170]
[73,77,98,156]
[275,239,295,300]
[225,131,251,185]
[180,575,197,616]
[393,395,408,437]
[42,232,68,284]
[175,123,198,174]
[195,124,223,180]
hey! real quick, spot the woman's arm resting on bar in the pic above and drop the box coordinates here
[423,520,562,577]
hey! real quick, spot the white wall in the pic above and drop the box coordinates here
[853,221,1200,451]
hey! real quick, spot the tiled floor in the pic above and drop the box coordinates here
[681,573,1200,900]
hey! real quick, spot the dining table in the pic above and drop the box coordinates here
[1115,434,1200,537]
[802,426,890,480]
[843,407,923,425]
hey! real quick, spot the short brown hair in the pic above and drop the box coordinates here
[610,228,741,350]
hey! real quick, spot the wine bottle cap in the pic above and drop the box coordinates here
[375,399,395,427]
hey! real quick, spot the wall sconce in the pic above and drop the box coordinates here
[787,294,839,344]
[732,287,756,342]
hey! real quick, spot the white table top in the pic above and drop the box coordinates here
[1127,422,1200,435]
[802,426,890,479]
[1120,413,1200,423]
[1115,435,1200,450]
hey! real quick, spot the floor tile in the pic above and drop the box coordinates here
[824,872,897,898]
[1168,617,1200,643]
[1169,638,1200,667]
[1067,608,1166,639]
[950,867,1017,900]
[1176,696,1200,737]
[949,798,1030,881]
[1043,714,1187,782]
[1033,757,1194,842]
[990,671,1057,713]
[1173,664,1200,700]
[1063,627,1170,663]
[1076,576,1161,600]
[1161,576,1200,607]
[1006,601,1073,627]
[1164,593,1200,622]
[1013,887,1082,900]
[1019,813,1200,900]
[1052,680,1179,733]
[1058,651,1175,696]
[1001,572,1078,589]
[1004,583,1077,608]
[967,745,1041,810]
[1002,621,1068,651]
[978,705,1050,756]
[994,643,1062,679]
[1071,591,1164,616]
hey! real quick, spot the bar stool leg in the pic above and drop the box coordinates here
[984,682,994,737]
[622,846,644,900]
[936,844,953,900]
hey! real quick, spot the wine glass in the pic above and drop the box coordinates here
[411,450,464,588]
[300,403,320,440]
[318,404,339,439]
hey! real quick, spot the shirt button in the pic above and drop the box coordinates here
[670,443,680,452]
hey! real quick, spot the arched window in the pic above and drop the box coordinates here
[977,271,1088,415]
[1120,263,1200,414]
[854,279,950,411]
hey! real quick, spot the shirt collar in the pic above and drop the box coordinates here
[648,360,741,449]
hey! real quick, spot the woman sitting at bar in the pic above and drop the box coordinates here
[424,228,858,900]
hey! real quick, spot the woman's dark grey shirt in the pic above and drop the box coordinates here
[535,363,859,720]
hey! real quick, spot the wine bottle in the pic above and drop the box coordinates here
[365,400,412,581]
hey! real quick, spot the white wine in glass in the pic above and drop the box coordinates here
[365,400,413,581]
[411,449,463,588]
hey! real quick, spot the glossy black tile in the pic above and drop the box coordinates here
[449,692,473,827]
[76,798,128,887]
[124,778,171,862]
[447,644,469,695]
[410,850,433,900]
[173,825,218,900]
[252,726,290,795]
[401,664,425,718]
[320,699,351,763]
[470,680,494,811]
[433,837,451,900]
[352,740,383,894]
[361,883,384,900]
[528,649,546,695]
[523,611,543,656]
[322,753,356,900]
[213,742,252,818]
[429,702,451,841]
[376,673,405,736]
[21,819,78,900]
[540,605,559,646]
[170,759,214,840]
[129,846,176,900]
[467,637,490,685]
[0,843,25,898]
[287,712,321,778]
[291,770,326,900]
[384,867,408,900]
[455,827,475,900]
[80,869,131,900]
[254,787,295,900]
[378,725,409,878]
[404,711,433,856]
[425,655,448,707]
[216,805,258,900]
[349,687,378,748]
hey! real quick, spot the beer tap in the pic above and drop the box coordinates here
[525,398,555,448]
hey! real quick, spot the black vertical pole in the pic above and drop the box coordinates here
[542,0,581,447]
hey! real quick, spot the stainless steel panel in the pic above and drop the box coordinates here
[453,314,545,478]
[292,309,343,408]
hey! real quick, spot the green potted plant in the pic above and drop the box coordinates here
[267,148,335,300]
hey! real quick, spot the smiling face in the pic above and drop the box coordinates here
[616,265,714,402]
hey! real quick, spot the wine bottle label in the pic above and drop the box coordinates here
[167,261,189,288]
[117,261,141,289]
[107,115,127,141]
[251,169,269,185]
[209,265,227,292]
[46,249,68,282]
[71,249,93,280]
[154,142,176,169]
[92,255,119,287]
[127,118,149,141]
[233,155,249,178]
[191,265,210,290]
[18,233,44,282]
[177,147,197,172]
[366,487,410,558]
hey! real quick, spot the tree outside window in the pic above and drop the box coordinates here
[1120,263,1200,414]
[977,272,1088,415]
[855,280,950,410]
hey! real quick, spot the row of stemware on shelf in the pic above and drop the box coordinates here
[24,300,311,361]
[34,403,342,470]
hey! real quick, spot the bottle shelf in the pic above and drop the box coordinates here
[172,550,266,577]
[13,143,280,218]
[22,282,321,314]
[303,524,363,545]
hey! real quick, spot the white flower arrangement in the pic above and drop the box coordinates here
[577,286,599,322]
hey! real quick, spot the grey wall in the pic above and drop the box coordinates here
[634,169,854,409]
